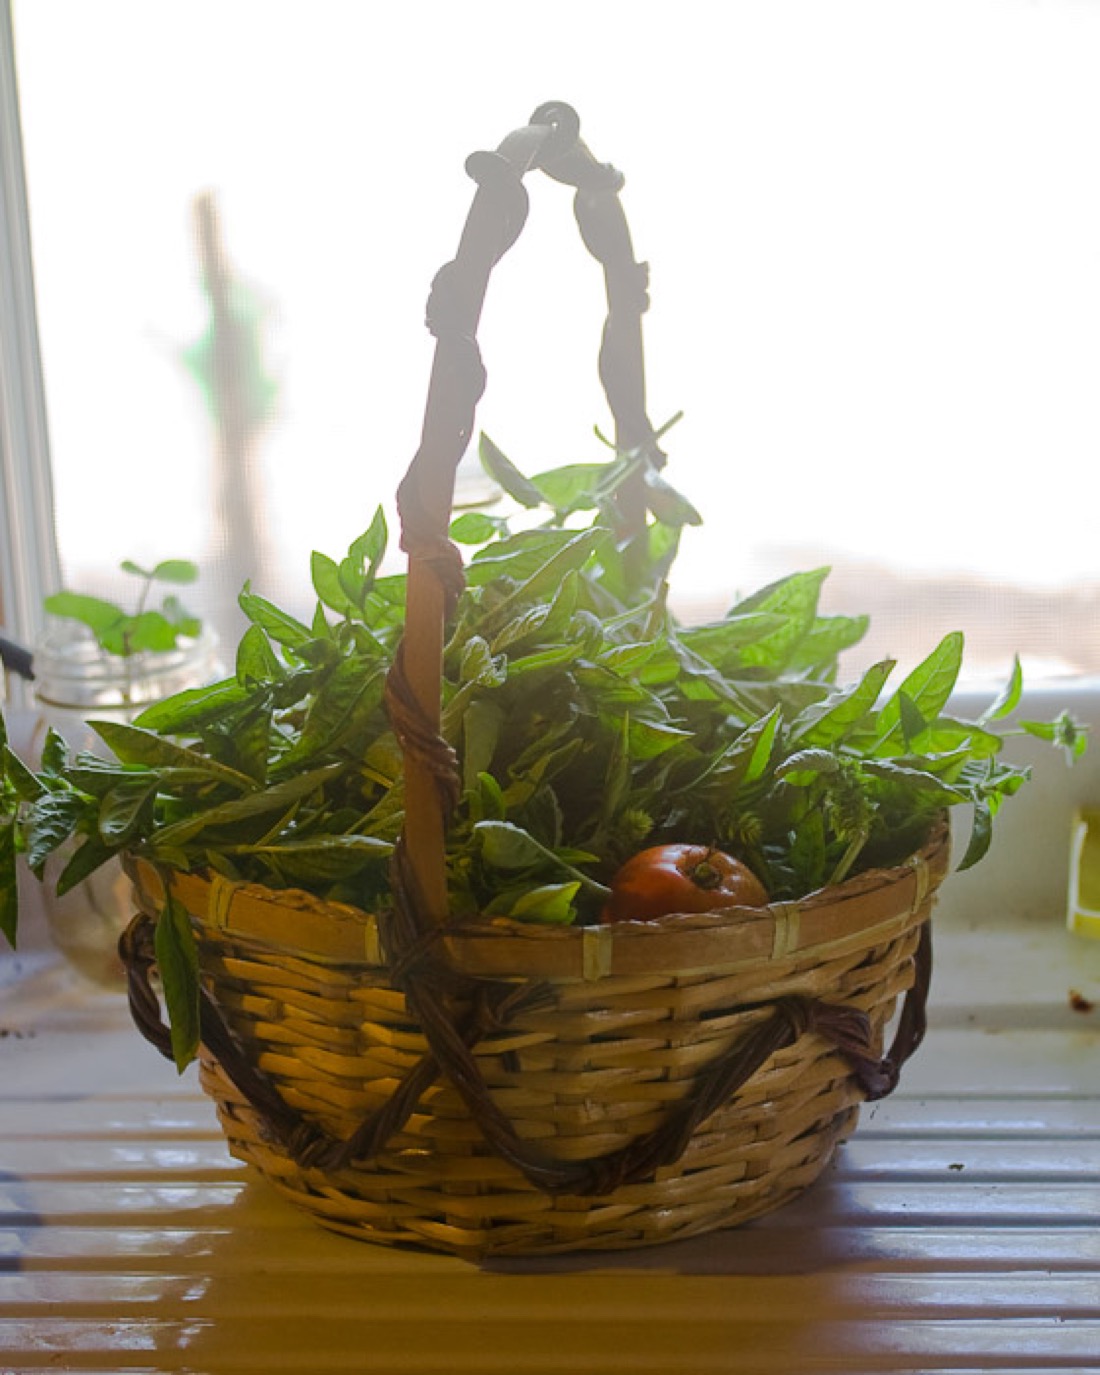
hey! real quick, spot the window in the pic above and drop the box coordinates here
[0,1,56,669]
[5,0,1100,684]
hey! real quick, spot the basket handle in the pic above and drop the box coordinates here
[119,107,938,1201]
[385,101,664,931]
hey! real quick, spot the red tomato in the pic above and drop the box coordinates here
[600,844,769,923]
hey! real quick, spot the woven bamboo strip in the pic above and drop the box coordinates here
[142,820,942,1256]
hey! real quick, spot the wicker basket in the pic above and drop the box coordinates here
[119,103,950,1258]
[123,829,945,1257]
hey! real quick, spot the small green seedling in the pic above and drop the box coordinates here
[44,560,202,658]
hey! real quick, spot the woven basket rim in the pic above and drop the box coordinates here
[124,816,948,982]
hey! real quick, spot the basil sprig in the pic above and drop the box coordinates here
[0,437,1087,1068]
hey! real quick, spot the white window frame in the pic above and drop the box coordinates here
[0,0,59,705]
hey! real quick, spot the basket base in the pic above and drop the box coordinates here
[201,1056,861,1259]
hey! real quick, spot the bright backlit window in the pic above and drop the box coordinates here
[8,0,1100,680]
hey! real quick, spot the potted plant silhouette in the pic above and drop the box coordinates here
[24,557,218,983]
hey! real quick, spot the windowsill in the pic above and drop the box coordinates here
[2,680,1098,1369]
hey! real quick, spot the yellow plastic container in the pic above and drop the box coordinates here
[1068,809,1100,939]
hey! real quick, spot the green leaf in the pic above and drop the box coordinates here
[282,635,341,671]
[775,748,842,787]
[273,661,385,771]
[459,636,508,687]
[488,605,553,654]
[570,667,657,721]
[150,560,199,585]
[133,678,253,733]
[155,892,201,1072]
[466,528,603,596]
[788,809,827,893]
[1021,711,1089,763]
[643,468,702,526]
[364,574,407,622]
[592,714,631,840]
[239,833,393,882]
[596,639,681,688]
[91,720,257,791]
[898,692,929,746]
[683,704,783,797]
[644,515,684,583]
[626,716,694,761]
[475,819,555,870]
[349,507,388,580]
[337,555,369,610]
[473,820,607,895]
[541,572,583,646]
[509,734,585,796]
[478,433,545,508]
[311,550,355,616]
[450,510,506,545]
[957,800,994,871]
[506,644,582,677]
[742,706,783,785]
[531,463,608,514]
[238,587,313,650]
[43,591,125,638]
[159,596,202,638]
[98,776,159,845]
[789,659,896,748]
[976,761,1030,803]
[149,762,343,851]
[311,601,332,639]
[462,700,505,792]
[56,834,117,896]
[677,613,787,667]
[44,566,202,656]
[62,754,146,798]
[787,613,870,672]
[39,727,69,778]
[981,656,1023,724]
[219,703,273,783]
[910,715,1004,759]
[728,569,831,671]
[475,770,507,821]
[877,632,964,746]
[115,611,181,654]
[860,758,967,804]
[236,624,284,687]
[500,881,580,925]
[25,791,87,874]
[1,744,47,802]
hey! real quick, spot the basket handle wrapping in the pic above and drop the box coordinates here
[385,101,665,932]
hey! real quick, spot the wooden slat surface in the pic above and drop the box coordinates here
[1,916,1098,1374]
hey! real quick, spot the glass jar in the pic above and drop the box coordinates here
[31,625,222,986]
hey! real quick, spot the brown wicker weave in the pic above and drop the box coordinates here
[123,824,945,1257]
[119,103,950,1258]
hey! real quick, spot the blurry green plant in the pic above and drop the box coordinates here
[44,559,202,657]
